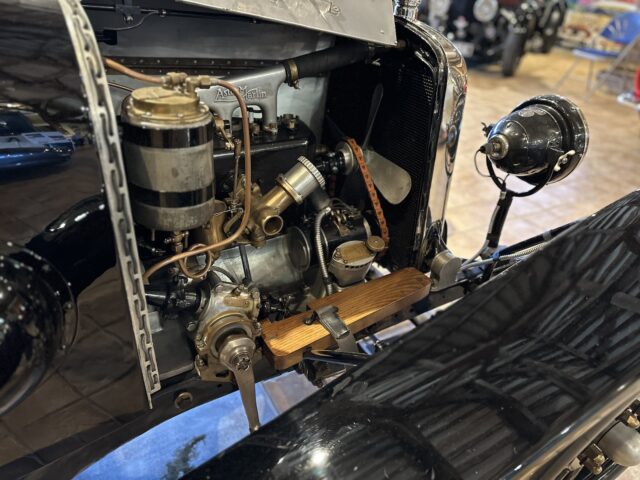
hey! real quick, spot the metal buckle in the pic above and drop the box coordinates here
[307,305,358,352]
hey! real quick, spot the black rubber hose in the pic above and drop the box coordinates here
[282,43,373,83]
[486,191,514,249]
[238,244,252,285]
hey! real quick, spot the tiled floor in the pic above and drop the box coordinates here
[445,48,640,258]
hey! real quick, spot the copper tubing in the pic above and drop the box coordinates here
[178,243,214,280]
[141,78,253,283]
[102,57,253,283]
[104,57,163,84]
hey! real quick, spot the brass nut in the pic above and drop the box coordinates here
[583,458,603,475]
[580,444,606,476]
[620,410,640,429]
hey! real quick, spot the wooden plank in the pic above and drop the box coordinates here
[261,268,431,370]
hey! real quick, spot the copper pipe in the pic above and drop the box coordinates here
[178,243,214,280]
[104,57,163,84]
[142,78,253,283]
[102,57,253,283]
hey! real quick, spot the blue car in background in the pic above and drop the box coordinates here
[0,110,75,170]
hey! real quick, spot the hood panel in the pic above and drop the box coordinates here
[177,0,398,45]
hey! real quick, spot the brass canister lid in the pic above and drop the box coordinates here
[365,235,386,253]
[125,86,211,126]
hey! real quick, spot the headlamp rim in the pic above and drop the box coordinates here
[508,95,589,185]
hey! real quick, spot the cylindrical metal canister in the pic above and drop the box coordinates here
[122,85,214,231]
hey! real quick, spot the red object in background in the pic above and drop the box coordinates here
[635,68,640,101]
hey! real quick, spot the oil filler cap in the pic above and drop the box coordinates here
[366,235,385,253]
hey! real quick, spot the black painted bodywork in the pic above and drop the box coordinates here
[0,1,149,477]
[0,2,450,478]
[0,3,247,479]
[188,191,640,479]
[1,2,635,480]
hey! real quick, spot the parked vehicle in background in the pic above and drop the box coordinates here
[0,109,75,170]
[423,0,565,75]
[533,0,568,52]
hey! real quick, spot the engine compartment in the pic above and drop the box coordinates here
[93,12,459,429]
[67,0,473,431]
[0,2,611,478]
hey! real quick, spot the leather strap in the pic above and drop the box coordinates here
[344,137,389,254]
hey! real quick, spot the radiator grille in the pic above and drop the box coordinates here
[323,41,440,270]
[373,55,437,269]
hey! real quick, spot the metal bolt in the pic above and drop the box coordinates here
[174,391,193,410]
[580,444,606,475]
[266,122,278,134]
[620,409,640,429]
[583,458,603,476]
[234,354,252,371]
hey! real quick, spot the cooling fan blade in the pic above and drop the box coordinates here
[362,84,412,205]
[364,148,412,205]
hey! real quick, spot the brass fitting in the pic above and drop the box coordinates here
[161,72,213,95]
[252,180,295,238]
[124,83,210,126]
[619,406,640,429]
[580,444,606,475]
[250,157,325,243]
[192,200,228,261]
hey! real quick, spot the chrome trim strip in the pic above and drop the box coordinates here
[59,0,161,406]
[398,18,468,266]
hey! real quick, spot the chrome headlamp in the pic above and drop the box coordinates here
[485,95,589,187]
[473,0,499,22]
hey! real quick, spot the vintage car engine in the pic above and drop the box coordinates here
[2,2,617,479]
[116,66,393,429]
